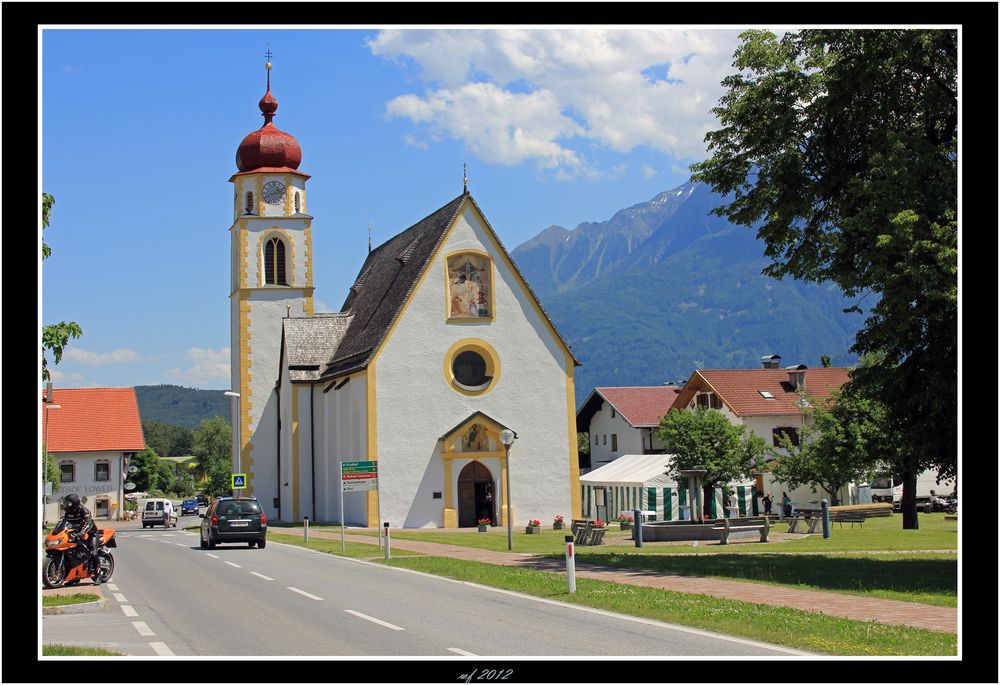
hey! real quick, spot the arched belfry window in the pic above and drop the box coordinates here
[264,236,288,285]
[294,191,300,213]
[245,192,255,215]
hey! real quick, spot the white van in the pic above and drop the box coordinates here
[140,498,178,528]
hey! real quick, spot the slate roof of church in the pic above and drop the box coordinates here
[282,191,579,383]
[281,313,355,382]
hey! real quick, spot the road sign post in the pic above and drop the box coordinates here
[565,535,576,593]
[384,521,390,559]
[340,461,379,551]
[231,473,246,495]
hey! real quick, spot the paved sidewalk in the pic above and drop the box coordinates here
[272,528,957,634]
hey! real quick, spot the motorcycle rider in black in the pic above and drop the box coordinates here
[60,493,102,585]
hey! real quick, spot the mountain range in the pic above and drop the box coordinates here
[510,181,863,406]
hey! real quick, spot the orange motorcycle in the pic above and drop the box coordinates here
[42,520,117,588]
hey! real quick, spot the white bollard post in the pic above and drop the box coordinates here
[304,516,309,543]
[384,521,391,559]
[565,535,576,593]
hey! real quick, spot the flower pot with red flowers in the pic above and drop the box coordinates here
[617,513,634,532]
[525,519,541,534]
[477,518,491,532]
[553,514,565,530]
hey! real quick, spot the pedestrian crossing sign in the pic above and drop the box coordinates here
[232,473,246,489]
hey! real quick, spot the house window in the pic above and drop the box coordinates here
[696,393,709,408]
[60,462,75,483]
[611,434,618,452]
[245,192,255,214]
[710,394,722,409]
[602,435,607,446]
[264,236,288,285]
[611,408,616,419]
[95,462,110,482]
[772,427,800,447]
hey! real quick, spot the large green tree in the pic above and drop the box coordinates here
[769,390,886,505]
[691,29,957,528]
[192,416,232,497]
[142,420,195,459]
[42,193,84,382]
[657,407,767,517]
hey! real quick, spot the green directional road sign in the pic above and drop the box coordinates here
[232,473,247,489]
[342,461,377,473]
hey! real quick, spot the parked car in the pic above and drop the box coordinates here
[200,496,267,549]
[181,499,200,516]
[141,498,178,528]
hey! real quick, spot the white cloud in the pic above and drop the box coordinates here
[164,347,231,385]
[386,82,588,173]
[402,134,429,150]
[642,165,658,179]
[64,347,139,366]
[49,369,87,385]
[370,29,740,173]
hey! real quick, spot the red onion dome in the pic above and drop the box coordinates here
[236,85,302,172]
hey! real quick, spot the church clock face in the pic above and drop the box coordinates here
[262,181,286,205]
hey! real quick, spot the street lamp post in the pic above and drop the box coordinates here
[43,403,61,527]
[499,429,516,551]
[225,391,241,496]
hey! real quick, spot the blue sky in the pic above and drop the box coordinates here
[41,27,743,390]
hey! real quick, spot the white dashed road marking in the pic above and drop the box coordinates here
[176,543,187,547]
[344,609,404,631]
[206,554,219,559]
[447,647,477,656]
[287,587,324,601]
[132,621,155,636]
[106,583,119,591]
[113,593,128,603]
[121,605,138,617]
[250,572,274,581]
[149,641,175,656]
[225,561,242,568]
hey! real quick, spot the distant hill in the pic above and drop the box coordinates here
[511,181,863,406]
[135,385,230,429]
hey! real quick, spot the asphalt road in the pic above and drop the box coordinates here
[42,521,806,657]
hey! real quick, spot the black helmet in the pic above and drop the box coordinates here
[62,493,81,513]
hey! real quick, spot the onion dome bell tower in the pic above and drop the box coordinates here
[229,52,314,517]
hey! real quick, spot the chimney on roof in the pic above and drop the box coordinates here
[46,381,54,403]
[786,364,808,391]
[761,354,782,369]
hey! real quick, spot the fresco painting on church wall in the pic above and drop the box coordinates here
[460,423,494,452]
[447,253,491,319]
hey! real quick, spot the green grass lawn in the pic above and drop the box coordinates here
[43,594,101,608]
[267,529,420,558]
[42,644,125,656]
[379,556,956,656]
[342,513,957,555]
[546,551,956,607]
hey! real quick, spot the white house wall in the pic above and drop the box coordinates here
[374,205,574,528]
[588,404,644,466]
[46,451,126,521]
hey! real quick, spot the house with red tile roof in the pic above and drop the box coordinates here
[576,385,683,472]
[669,358,854,507]
[42,387,145,522]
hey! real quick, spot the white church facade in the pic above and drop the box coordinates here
[229,62,581,527]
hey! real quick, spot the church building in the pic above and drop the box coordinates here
[229,61,581,527]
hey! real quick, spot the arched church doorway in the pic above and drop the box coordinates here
[458,461,495,527]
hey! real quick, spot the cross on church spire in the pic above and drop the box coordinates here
[463,162,469,194]
[265,45,273,90]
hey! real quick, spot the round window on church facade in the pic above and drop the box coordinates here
[444,339,500,396]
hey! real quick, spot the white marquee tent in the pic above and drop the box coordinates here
[579,454,757,521]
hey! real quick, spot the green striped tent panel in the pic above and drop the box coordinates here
[750,485,759,516]
[736,485,752,516]
[647,487,658,521]
[677,487,688,520]
[580,484,585,517]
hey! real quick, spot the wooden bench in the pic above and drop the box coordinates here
[712,517,770,544]
[570,519,607,546]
